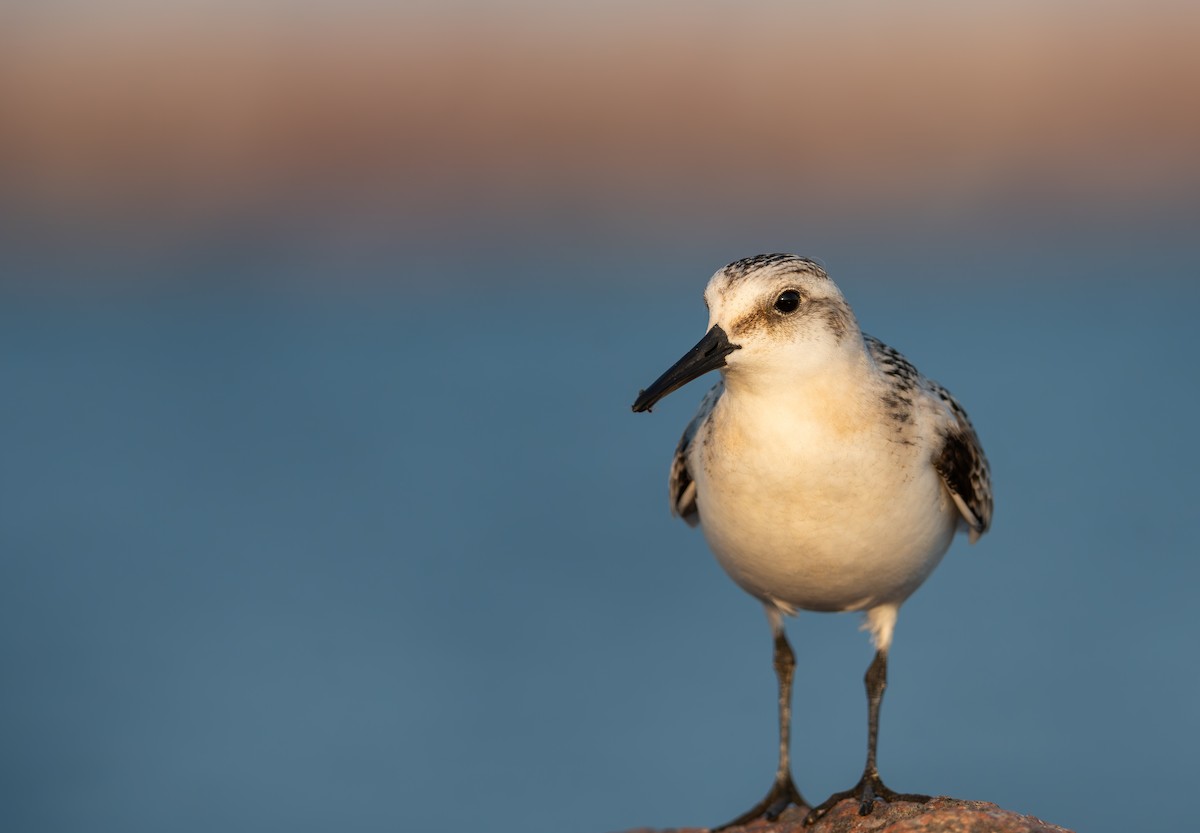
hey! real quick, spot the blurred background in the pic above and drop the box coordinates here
[1,2,1197,832]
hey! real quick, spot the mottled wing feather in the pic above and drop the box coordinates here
[669,381,723,527]
[863,335,923,390]
[928,380,993,542]
[865,336,992,542]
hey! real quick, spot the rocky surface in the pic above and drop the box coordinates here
[618,796,1074,833]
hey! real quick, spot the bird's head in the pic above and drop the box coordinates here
[632,254,860,412]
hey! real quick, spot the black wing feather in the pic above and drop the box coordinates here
[929,381,993,540]
[668,382,722,527]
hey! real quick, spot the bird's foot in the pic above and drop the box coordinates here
[804,769,929,825]
[711,773,807,831]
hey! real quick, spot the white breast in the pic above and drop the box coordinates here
[690,377,959,614]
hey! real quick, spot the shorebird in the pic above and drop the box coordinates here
[631,254,992,829]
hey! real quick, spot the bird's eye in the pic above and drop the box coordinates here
[774,290,802,314]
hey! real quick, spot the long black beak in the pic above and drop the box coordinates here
[632,324,740,413]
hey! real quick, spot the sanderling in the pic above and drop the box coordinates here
[632,254,992,829]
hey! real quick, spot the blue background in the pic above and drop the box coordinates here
[2,237,1197,833]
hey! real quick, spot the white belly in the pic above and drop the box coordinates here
[691,394,959,613]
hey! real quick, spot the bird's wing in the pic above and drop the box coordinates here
[927,380,993,543]
[669,381,723,527]
[864,335,992,543]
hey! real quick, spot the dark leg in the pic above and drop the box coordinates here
[712,612,807,831]
[805,649,929,825]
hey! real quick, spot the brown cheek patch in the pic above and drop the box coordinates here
[813,299,851,340]
[728,308,776,339]
[731,299,852,342]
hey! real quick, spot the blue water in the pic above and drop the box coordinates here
[1,243,1197,833]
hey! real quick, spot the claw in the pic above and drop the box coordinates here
[804,770,929,825]
[711,774,808,831]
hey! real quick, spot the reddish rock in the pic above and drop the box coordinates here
[618,796,1073,833]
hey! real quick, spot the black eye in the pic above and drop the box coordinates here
[774,290,802,314]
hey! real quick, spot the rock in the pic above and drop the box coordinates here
[617,796,1073,833]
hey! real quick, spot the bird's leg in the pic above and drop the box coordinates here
[712,613,807,831]
[805,649,930,825]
